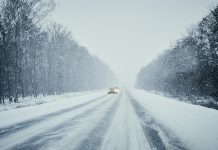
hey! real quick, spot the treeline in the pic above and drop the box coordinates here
[0,0,117,103]
[136,5,218,108]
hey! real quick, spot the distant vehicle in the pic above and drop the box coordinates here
[108,87,120,94]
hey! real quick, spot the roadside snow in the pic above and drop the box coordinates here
[0,90,101,112]
[130,89,218,150]
[0,92,110,150]
[0,91,106,128]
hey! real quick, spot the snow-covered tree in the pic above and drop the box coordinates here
[136,5,218,108]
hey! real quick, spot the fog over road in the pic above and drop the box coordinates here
[0,90,218,150]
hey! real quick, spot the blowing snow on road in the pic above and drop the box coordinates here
[0,90,218,150]
[1,0,218,150]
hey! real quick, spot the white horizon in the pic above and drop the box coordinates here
[52,0,217,86]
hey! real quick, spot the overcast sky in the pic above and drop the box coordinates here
[52,0,217,86]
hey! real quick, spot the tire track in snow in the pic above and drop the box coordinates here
[0,94,107,138]
[73,93,122,150]
[100,91,151,150]
[7,94,118,150]
[128,92,188,150]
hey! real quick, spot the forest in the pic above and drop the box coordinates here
[136,5,218,109]
[0,0,117,103]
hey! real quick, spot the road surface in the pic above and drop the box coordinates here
[0,89,218,150]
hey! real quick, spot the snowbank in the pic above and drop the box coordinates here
[0,90,102,112]
[130,89,218,150]
[0,90,106,128]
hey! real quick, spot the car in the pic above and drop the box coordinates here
[108,87,120,94]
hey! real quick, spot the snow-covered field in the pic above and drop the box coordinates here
[0,89,218,150]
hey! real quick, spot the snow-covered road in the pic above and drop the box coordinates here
[0,89,218,150]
